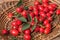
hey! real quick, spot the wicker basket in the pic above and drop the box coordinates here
[0,0,60,40]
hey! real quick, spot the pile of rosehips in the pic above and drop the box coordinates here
[2,0,60,40]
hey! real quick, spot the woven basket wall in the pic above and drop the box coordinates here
[0,0,60,40]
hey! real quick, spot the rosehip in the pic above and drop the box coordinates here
[42,0,49,3]
[39,17,44,22]
[22,10,27,18]
[43,20,49,25]
[34,10,38,16]
[44,7,49,13]
[24,35,31,40]
[51,4,57,8]
[35,26,40,32]
[48,17,52,22]
[29,6,33,11]
[48,5,55,11]
[8,12,13,18]
[39,11,46,17]
[34,1,40,6]
[2,29,8,35]
[43,3,48,7]
[30,12,35,18]
[12,26,19,29]
[24,29,31,35]
[33,6,38,11]
[30,21,35,26]
[16,20,22,25]
[56,9,60,15]
[38,5,44,11]
[32,18,34,21]
[22,10,27,15]
[18,26,22,32]
[10,29,18,36]
[46,13,52,17]
[49,11,53,14]
[44,28,51,34]
[39,27,44,33]
[11,21,17,26]
[45,23,51,28]
[16,7,23,13]
[23,15,27,18]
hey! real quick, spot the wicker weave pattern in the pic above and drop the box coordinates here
[0,0,60,40]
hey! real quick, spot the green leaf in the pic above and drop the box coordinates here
[24,6,28,10]
[31,24,36,32]
[18,17,27,22]
[22,23,30,31]
[28,14,32,22]
[17,0,23,7]
[34,17,38,23]
[12,37,17,40]
[14,13,22,17]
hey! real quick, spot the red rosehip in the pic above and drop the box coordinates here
[49,11,53,14]
[18,26,22,32]
[16,20,22,25]
[2,29,8,35]
[12,26,19,29]
[16,7,23,13]
[56,9,60,15]
[30,12,35,18]
[11,21,17,26]
[39,27,44,33]
[45,23,51,28]
[34,1,40,6]
[44,28,51,34]
[10,29,18,36]
[44,7,49,13]
[39,11,46,17]
[23,15,27,18]
[30,21,35,26]
[43,20,49,25]
[38,17,44,22]
[43,3,48,7]
[24,29,31,35]
[29,6,33,11]
[48,5,55,11]
[34,10,38,16]
[24,35,31,40]
[51,4,57,8]
[42,0,49,3]
[32,18,34,21]
[22,10,27,18]
[22,10,27,15]
[35,26,40,32]
[8,12,13,18]
[47,17,52,22]
[38,5,44,11]
[33,6,38,11]
[46,13,52,17]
